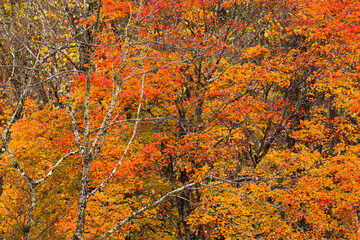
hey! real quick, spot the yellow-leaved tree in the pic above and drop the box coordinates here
[1,0,360,239]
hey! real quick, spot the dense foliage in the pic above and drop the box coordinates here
[1,0,360,239]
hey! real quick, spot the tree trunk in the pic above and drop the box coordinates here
[73,158,92,240]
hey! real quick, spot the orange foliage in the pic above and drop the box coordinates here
[1,0,360,239]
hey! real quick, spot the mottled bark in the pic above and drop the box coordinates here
[23,184,36,240]
[73,159,92,240]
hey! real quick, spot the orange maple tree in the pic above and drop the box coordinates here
[1,0,360,239]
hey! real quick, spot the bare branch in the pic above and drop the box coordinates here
[34,149,79,185]
[88,40,148,197]
[98,175,212,240]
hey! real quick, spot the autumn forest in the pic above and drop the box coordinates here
[1,0,360,239]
